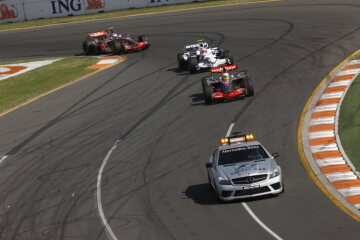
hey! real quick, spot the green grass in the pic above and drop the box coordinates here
[339,74,360,171]
[0,57,98,113]
[0,0,275,31]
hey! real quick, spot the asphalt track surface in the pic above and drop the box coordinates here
[0,0,359,239]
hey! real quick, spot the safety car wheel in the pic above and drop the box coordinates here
[202,77,213,104]
[243,76,254,97]
[188,57,198,73]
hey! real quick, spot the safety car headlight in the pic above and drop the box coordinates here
[269,168,280,179]
[217,177,232,185]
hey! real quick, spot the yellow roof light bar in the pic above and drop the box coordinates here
[220,137,229,145]
[220,134,255,145]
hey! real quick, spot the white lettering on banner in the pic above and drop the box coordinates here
[51,0,82,14]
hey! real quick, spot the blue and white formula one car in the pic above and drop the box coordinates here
[177,41,234,73]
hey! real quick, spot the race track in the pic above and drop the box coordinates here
[0,0,359,239]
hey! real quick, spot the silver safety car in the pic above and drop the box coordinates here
[205,133,284,201]
[177,41,234,73]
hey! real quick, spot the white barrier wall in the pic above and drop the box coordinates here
[0,0,205,24]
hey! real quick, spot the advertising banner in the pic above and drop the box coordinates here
[0,0,205,23]
[24,0,86,20]
[0,0,25,24]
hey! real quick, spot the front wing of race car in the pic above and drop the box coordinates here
[198,58,228,69]
[212,88,246,100]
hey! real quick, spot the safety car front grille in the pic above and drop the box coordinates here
[234,186,270,196]
[231,174,268,184]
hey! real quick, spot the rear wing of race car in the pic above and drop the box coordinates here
[185,43,200,50]
[210,65,237,73]
[88,31,107,37]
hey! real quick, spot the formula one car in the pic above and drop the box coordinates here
[177,41,234,73]
[82,28,150,55]
[201,65,254,104]
[205,133,283,201]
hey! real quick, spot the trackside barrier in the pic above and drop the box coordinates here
[0,0,206,24]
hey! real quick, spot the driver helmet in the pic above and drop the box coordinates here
[223,72,230,83]
[111,33,118,38]
[199,41,209,48]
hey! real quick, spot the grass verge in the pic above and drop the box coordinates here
[0,0,278,31]
[0,57,98,114]
[339,73,360,171]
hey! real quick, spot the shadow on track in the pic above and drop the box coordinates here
[185,183,280,205]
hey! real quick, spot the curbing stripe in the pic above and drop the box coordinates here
[311,111,336,119]
[309,124,334,132]
[312,150,342,160]
[309,131,334,139]
[309,117,335,125]
[317,158,345,167]
[315,98,341,106]
[0,55,126,118]
[309,137,336,146]
[342,64,360,70]
[299,49,360,221]
[322,86,347,94]
[333,180,360,189]
[339,188,360,197]
[332,74,355,81]
[320,164,352,174]
[314,104,337,112]
[320,92,344,100]
[328,81,351,88]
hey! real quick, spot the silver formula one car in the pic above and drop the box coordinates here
[205,133,284,201]
[177,41,234,73]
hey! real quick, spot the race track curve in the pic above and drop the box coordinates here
[0,0,359,239]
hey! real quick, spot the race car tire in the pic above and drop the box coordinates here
[202,77,213,104]
[110,40,125,54]
[222,50,234,65]
[82,40,96,54]
[243,76,255,97]
[188,57,198,74]
[138,35,149,43]
[177,53,187,69]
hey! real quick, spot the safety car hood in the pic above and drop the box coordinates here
[218,159,275,179]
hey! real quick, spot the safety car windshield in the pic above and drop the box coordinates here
[218,145,269,165]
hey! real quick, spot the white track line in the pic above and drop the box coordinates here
[242,202,283,240]
[226,123,235,137]
[0,155,8,165]
[97,140,121,240]
[225,123,283,240]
